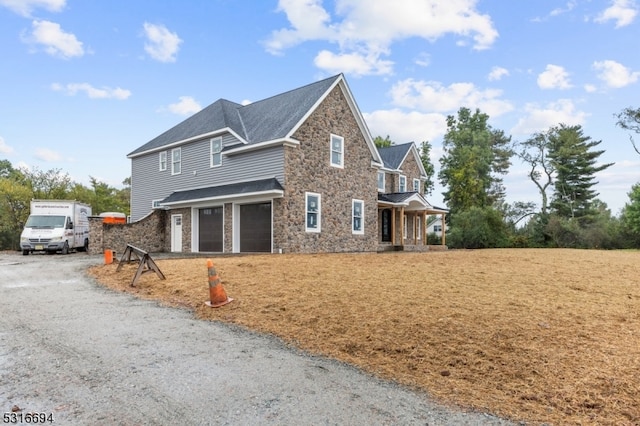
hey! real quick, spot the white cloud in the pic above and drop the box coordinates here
[592,60,640,88]
[0,0,65,17]
[511,99,588,136]
[0,136,15,155]
[51,83,131,100]
[314,50,393,76]
[264,0,498,75]
[363,109,448,144]
[488,66,509,81]
[25,20,84,59]
[594,0,638,28]
[537,64,572,90]
[389,78,513,117]
[34,148,62,162]
[167,96,202,115]
[143,22,182,63]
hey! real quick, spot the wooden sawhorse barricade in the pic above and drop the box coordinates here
[115,244,166,287]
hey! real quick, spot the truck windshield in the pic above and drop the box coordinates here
[25,215,66,229]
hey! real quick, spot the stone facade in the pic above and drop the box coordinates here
[88,210,166,255]
[279,86,378,253]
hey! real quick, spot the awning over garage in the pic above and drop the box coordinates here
[159,177,284,207]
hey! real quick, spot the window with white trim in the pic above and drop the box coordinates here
[434,224,442,233]
[403,214,408,239]
[305,192,321,232]
[159,151,167,171]
[330,134,344,168]
[413,178,420,192]
[399,175,406,192]
[416,216,421,240]
[352,199,364,234]
[171,148,181,175]
[377,171,385,192]
[210,137,222,167]
[152,199,163,209]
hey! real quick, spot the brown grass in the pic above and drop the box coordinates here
[88,249,640,425]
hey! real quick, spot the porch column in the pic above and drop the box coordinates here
[422,212,427,245]
[391,207,396,245]
[400,206,405,247]
[413,213,417,245]
[441,213,446,246]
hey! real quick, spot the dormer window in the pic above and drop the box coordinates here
[399,175,406,192]
[330,134,344,168]
[413,178,420,192]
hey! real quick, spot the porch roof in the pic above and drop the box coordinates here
[378,192,448,214]
[160,177,284,207]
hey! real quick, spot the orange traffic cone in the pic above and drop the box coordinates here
[205,259,233,308]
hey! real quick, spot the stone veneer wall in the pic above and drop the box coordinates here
[223,203,233,253]
[88,209,166,255]
[278,85,378,253]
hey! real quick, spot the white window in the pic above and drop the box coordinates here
[210,137,222,167]
[171,148,181,175]
[352,199,364,234]
[305,192,321,232]
[413,178,420,192]
[416,216,421,240]
[399,175,406,192]
[330,134,344,168]
[159,151,167,171]
[403,214,408,239]
[377,171,385,192]
[152,199,163,209]
[434,224,442,233]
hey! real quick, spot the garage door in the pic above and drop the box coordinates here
[199,207,223,252]
[239,202,271,252]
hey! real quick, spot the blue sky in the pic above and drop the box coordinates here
[1,0,639,214]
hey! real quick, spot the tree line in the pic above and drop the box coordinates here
[0,161,130,250]
[377,106,640,249]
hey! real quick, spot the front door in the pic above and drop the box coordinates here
[381,209,392,242]
[171,214,182,252]
[199,207,223,252]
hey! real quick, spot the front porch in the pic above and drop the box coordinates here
[377,192,448,252]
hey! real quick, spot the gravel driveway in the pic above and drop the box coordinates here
[0,252,513,425]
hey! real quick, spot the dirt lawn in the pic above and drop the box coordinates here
[89,248,640,425]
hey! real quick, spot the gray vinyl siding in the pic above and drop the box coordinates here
[130,135,285,221]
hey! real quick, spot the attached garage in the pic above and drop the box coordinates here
[198,207,223,252]
[239,202,272,252]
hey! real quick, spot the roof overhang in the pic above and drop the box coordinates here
[378,192,449,214]
[159,178,284,208]
[223,138,300,155]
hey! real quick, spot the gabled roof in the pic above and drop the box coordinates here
[128,74,382,165]
[160,178,284,206]
[378,192,448,213]
[377,142,427,178]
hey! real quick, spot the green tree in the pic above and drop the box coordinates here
[548,124,614,221]
[621,183,640,236]
[438,107,512,213]
[615,106,640,156]
[447,206,509,249]
[419,141,435,195]
[373,135,392,148]
[21,167,72,199]
[0,177,32,250]
[517,130,555,216]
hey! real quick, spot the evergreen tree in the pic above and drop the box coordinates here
[548,124,613,221]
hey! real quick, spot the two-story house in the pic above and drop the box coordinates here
[127,74,446,254]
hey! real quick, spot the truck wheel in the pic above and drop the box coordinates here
[61,241,69,255]
[22,250,29,256]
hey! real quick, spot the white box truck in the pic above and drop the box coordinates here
[20,200,92,255]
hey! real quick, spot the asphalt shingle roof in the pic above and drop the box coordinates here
[160,178,284,205]
[377,142,413,170]
[128,75,341,157]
